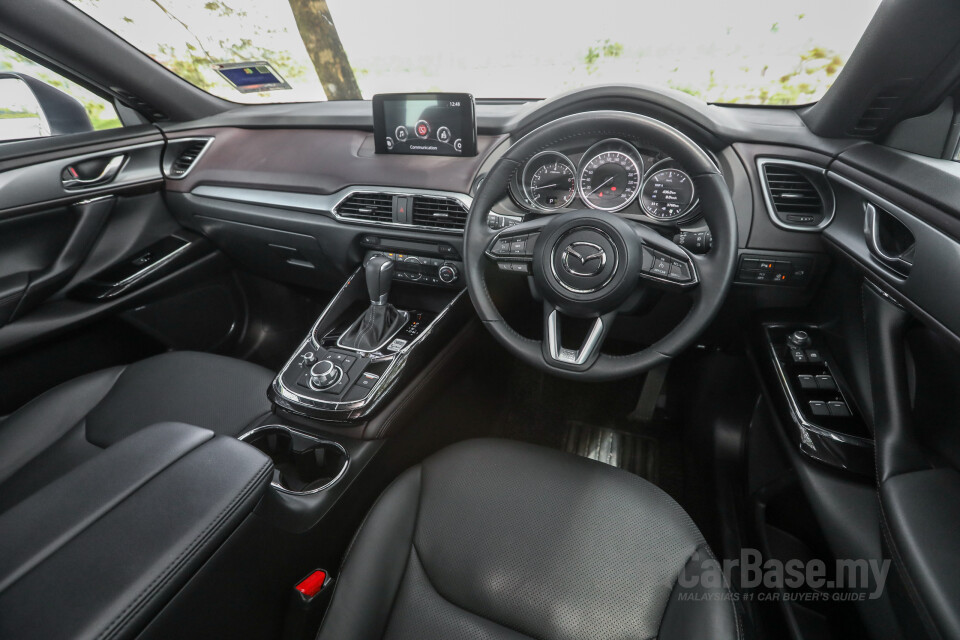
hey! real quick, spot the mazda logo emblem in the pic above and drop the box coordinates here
[561,242,607,277]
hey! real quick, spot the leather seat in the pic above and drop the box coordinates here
[0,351,274,513]
[318,439,743,640]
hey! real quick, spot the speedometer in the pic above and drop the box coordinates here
[522,151,577,211]
[578,140,643,212]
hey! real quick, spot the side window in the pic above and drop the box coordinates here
[0,44,121,142]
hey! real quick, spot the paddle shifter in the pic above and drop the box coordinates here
[338,255,409,351]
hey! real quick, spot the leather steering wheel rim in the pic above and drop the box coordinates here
[464,111,738,381]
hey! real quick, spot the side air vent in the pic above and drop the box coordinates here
[336,192,394,223]
[411,196,469,231]
[163,138,212,179]
[757,159,835,232]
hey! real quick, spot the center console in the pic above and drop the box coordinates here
[270,252,471,423]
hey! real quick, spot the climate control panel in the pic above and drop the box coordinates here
[365,251,463,288]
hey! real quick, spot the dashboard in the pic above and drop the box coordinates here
[505,137,702,226]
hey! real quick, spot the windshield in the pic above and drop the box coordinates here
[67,0,880,106]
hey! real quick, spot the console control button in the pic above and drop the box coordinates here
[798,374,817,390]
[805,349,823,363]
[815,374,837,391]
[827,401,851,417]
[809,400,830,416]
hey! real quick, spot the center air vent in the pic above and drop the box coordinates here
[164,138,212,179]
[334,191,469,232]
[336,193,394,223]
[411,196,469,231]
[758,159,834,232]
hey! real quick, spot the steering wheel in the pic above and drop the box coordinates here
[463,111,738,381]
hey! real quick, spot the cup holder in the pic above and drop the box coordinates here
[239,425,349,495]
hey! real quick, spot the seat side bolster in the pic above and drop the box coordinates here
[0,365,125,486]
[658,544,744,640]
[316,466,423,640]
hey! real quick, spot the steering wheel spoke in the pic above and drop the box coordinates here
[542,302,616,370]
[484,216,550,275]
[627,220,700,291]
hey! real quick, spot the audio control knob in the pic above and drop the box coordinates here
[309,360,341,389]
[438,263,458,284]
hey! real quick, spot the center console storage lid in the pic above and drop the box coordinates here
[0,422,272,640]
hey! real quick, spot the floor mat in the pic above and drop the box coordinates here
[562,422,661,484]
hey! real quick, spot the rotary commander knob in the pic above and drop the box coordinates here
[438,263,459,284]
[309,360,341,389]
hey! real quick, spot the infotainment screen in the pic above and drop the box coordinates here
[373,93,477,157]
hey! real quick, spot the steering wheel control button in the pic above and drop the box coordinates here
[498,262,530,274]
[640,247,693,283]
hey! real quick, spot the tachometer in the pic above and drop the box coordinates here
[522,151,577,211]
[578,140,643,212]
[640,167,696,221]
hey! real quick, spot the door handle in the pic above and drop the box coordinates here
[863,203,913,275]
[62,155,126,190]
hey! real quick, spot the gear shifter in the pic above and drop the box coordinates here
[366,254,394,305]
[338,255,409,351]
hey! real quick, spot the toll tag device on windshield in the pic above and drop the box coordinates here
[373,93,477,157]
[213,61,291,93]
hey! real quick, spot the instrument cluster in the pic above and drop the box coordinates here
[509,137,701,225]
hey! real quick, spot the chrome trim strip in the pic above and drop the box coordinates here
[163,136,215,180]
[547,310,604,365]
[93,239,193,299]
[756,158,836,232]
[236,424,349,495]
[190,184,472,235]
[863,202,912,274]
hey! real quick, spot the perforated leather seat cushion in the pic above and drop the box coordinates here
[317,438,742,640]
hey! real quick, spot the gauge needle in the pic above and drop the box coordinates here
[587,176,614,196]
[533,183,558,190]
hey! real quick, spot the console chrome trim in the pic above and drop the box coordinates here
[190,184,472,235]
[237,424,349,495]
[271,271,467,419]
[756,158,836,232]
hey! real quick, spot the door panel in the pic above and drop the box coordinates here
[822,143,960,639]
[0,131,219,355]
